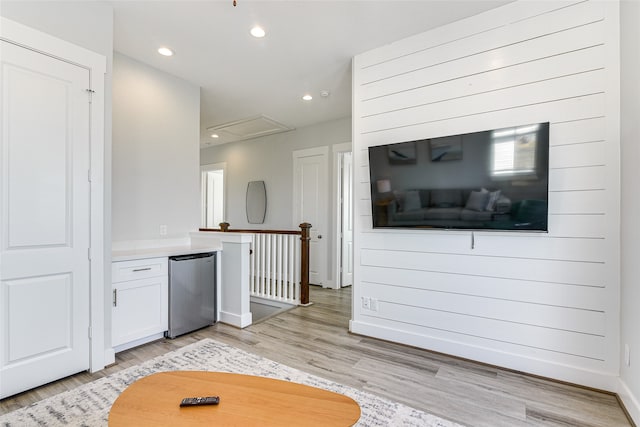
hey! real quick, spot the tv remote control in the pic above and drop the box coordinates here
[180,396,220,407]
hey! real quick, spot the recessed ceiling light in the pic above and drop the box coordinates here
[250,26,266,38]
[158,47,174,57]
[211,134,219,138]
[302,94,313,101]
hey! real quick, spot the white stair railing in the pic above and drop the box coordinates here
[250,233,301,305]
[199,222,312,305]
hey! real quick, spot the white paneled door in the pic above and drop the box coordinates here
[293,147,328,287]
[0,40,91,398]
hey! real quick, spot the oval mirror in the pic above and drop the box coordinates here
[246,180,266,224]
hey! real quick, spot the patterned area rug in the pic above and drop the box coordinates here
[0,338,462,426]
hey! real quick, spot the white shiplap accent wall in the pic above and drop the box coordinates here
[351,0,620,390]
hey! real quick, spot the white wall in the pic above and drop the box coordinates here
[352,0,621,391]
[200,117,351,284]
[619,0,640,421]
[112,53,200,242]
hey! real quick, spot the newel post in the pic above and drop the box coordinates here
[219,222,230,232]
[299,222,311,305]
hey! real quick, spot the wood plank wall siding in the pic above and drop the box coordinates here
[351,0,621,391]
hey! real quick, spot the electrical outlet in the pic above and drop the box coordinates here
[361,296,370,310]
[159,225,167,236]
[625,344,631,367]
[370,298,379,312]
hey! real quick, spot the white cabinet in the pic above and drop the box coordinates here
[112,257,168,352]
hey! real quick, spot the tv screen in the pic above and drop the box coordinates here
[368,122,550,232]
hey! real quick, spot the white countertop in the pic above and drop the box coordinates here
[112,244,222,262]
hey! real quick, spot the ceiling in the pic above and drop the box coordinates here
[111,1,511,148]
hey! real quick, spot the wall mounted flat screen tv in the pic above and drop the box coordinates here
[368,122,550,232]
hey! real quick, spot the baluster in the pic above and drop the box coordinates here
[294,235,298,303]
[260,234,265,297]
[253,235,258,296]
[272,234,277,298]
[289,236,300,304]
[253,234,258,296]
[294,234,301,304]
[254,234,259,296]
[249,235,255,295]
[253,235,257,295]
[276,234,283,299]
[266,234,271,298]
[273,233,278,298]
[262,234,267,297]
[291,235,297,303]
[265,234,273,297]
[283,235,289,301]
[265,234,273,298]
[273,233,277,298]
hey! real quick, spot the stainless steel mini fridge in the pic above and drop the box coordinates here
[166,252,217,339]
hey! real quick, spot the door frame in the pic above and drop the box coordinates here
[1,18,107,372]
[332,143,352,290]
[200,162,227,228]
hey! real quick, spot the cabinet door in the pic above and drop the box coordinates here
[112,276,168,348]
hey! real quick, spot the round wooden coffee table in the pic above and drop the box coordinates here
[108,371,361,426]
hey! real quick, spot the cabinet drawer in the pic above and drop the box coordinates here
[112,257,167,282]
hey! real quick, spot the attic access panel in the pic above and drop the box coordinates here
[207,115,293,144]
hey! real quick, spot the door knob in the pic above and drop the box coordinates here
[318,235,323,239]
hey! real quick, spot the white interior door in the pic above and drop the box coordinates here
[0,40,91,398]
[293,147,328,287]
[341,152,353,287]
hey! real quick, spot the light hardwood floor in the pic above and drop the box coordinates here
[0,286,633,426]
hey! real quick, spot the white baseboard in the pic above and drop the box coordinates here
[250,296,295,309]
[220,310,252,328]
[350,319,619,392]
[617,378,640,425]
[113,332,165,354]
[322,280,337,289]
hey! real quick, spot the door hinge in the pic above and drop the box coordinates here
[88,326,92,339]
[87,247,91,260]
[88,169,92,182]
[86,88,95,103]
